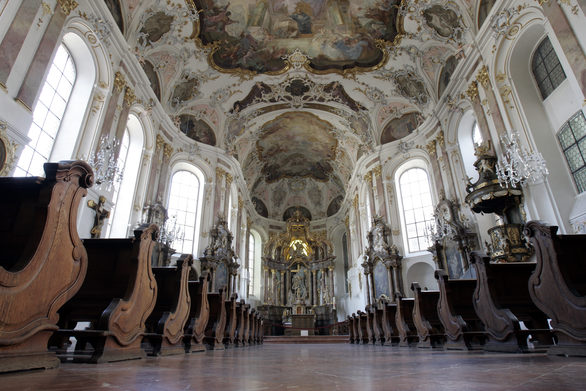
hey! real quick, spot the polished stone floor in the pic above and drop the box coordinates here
[2,344,586,391]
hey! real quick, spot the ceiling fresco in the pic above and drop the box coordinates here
[256,112,337,182]
[113,0,475,221]
[191,0,402,74]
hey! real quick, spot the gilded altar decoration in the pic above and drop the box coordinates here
[188,0,403,75]
[362,216,403,305]
[200,215,240,296]
[427,195,478,278]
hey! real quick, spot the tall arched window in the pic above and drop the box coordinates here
[15,44,76,176]
[108,114,144,237]
[531,37,566,100]
[167,170,201,255]
[398,167,434,253]
[248,232,255,297]
[472,121,483,147]
[558,111,586,193]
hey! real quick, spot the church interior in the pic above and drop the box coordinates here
[1,0,586,389]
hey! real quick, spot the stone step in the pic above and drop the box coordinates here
[263,335,349,344]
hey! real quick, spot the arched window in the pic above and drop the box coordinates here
[248,232,255,297]
[531,37,566,100]
[15,44,76,176]
[472,121,483,146]
[167,170,201,255]
[398,167,434,253]
[558,111,586,193]
[108,114,144,237]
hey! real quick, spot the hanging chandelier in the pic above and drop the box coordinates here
[495,132,548,187]
[87,135,123,189]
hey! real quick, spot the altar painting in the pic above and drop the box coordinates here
[193,0,402,74]
[373,261,390,299]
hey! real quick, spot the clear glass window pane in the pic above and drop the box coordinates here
[399,167,435,252]
[15,43,76,177]
[167,170,201,255]
[558,111,586,193]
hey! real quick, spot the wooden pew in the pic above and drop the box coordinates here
[0,161,93,373]
[347,315,355,343]
[525,221,586,356]
[367,305,383,345]
[51,224,159,363]
[247,309,256,345]
[253,312,260,344]
[143,255,192,356]
[470,252,554,352]
[259,316,264,344]
[223,293,238,348]
[204,288,227,350]
[381,301,399,347]
[241,304,251,346]
[411,282,445,349]
[434,269,486,350]
[183,273,210,352]
[233,300,245,347]
[357,310,370,344]
[352,313,362,344]
[395,293,418,347]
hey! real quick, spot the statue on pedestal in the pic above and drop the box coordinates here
[291,269,307,302]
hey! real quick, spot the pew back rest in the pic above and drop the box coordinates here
[62,238,137,321]
[446,279,478,318]
[0,178,47,271]
[554,235,586,296]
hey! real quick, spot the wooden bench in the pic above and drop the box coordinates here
[183,273,210,352]
[240,303,251,346]
[50,224,159,363]
[223,293,238,348]
[143,255,192,356]
[525,221,586,356]
[367,305,383,345]
[381,302,399,347]
[470,252,554,352]
[348,315,356,343]
[258,315,264,344]
[357,310,371,344]
[434,269,486,350]
[411,282,445,349]
[204,288,227,350]
[233,300,245,347]
[0,161,93,373]
[395,293,418,347]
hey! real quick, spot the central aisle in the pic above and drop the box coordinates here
[3,344,586,390]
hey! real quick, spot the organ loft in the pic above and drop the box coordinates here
[0,0,586,389]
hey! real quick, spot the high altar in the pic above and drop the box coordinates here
[258,210,336,335]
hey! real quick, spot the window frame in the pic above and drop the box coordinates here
[531,36,567,100]
[557,110,586,194]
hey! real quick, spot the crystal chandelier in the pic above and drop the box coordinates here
[495,132,548,187]
[87,135,123,189]
[159,215,185,249]
[425,219,456,243]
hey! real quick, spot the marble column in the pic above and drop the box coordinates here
[328,266,334,304]
[263,267,268,303]
[214,168,225,217]
[0,0,42,87]
[364,171,376,219]
[280,271,285,306]
[540,1,586,97]
[286,270,291,305]
[353,195,363,251]
[468,81,494,152]
[364,272,371,306]
[312,270,317,306]
[223,172,233,218]
[16,1,78,110]
[426,138,447,197]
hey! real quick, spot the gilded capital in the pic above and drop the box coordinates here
[465,81,479,101]
[225,173,233,186]
[57,0,78,16]
[163,144,173,160]
[372,165,382,178]
[425,139,437,156]
[363,171,373,183]
[113,71,126,93]
[155,134,165,151]
[437,130,445,148]
[216,167,226,180]
[123,87,136,107]
[476,65,490,89]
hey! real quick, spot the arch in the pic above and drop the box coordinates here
[405,262,437,292]
[249,228,263,298]
[108,113,145,237]
[394,159,435,254]
[15,33,95,176]
[166,162,206,256]
[457,109,480,183]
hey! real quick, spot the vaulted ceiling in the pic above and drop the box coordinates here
[108,0,475,221]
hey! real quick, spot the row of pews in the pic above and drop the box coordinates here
[349,221,586,356]
[0,161,263,373]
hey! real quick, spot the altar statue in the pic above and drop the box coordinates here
[291,269,307,301]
